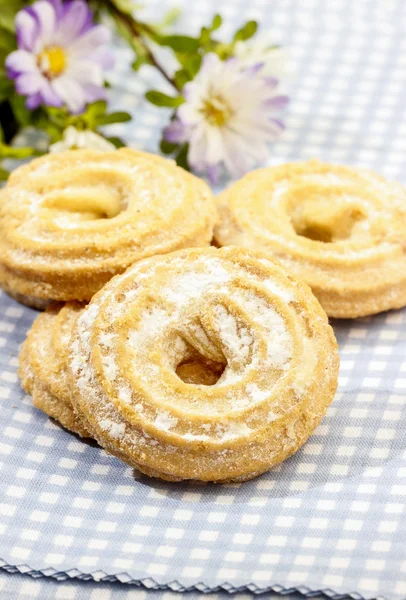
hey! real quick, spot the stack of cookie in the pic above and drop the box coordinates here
[1,149,405,482]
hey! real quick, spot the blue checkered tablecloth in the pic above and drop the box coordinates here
[1,0,406,598]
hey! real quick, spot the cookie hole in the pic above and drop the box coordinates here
[294,224,333,243]
[176,356,227,386]
[292,207,365,243]
[42,187,125,221]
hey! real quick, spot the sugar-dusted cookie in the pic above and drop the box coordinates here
[68,246,339,482]
[19,302,89,437]
[1,148,216,307]
[214,160,406,318]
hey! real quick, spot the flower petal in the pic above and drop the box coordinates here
[243,62,265,76]
[15,9,39,52]
[51,75,86,113]
[69,25,111,56]
[82,83,107,103]
[268,118,285,133]
[164,120,188,144]
[222,136,251,178]
[5,50,38,76]
[263,95,289,110]
[58,1,94,44]
[26,92,42,109]
[207,164,220,185]
[40,79,63,107]
[65,60,104,86]
[47,0,64,19]
[188,126,209,172]
[88,46,115,70]
[15,72,43,95]
[263,76,279,89]
[30,1,56,47]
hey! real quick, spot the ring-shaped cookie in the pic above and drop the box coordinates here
[0,148,216,307]
[214,160,406,318]
[19,302,90,438]
[68,246,339,482]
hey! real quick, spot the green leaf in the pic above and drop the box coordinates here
[174,68,190,90]
[44,106,69,127]
[175,52,202,77]
[9,93,31,127]
[158,7,182,30]
[33,107,69,140]
[32,112,64,141]
[0,166,9,181]
[145,90,184,108]
[160,138,178,155]
[211,14,222,31]
[214,42,233,60]
[199,14,222,48]
[132,54,149,71]
[0,27,16,53]
[0,70,12,102]
[199,26,211,47]
[86,100,108,118]
[184,54,202,77]
[106,136,126,148]
[0,9,18,34]
[233,20,258,42]
[128,33,150,67]
[39,123,62,143]
[96,111,132,125]
[0,142,41,159]
[175,143,190,171]
[157,35,199,53]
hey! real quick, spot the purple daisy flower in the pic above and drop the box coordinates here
[5,0,114,113]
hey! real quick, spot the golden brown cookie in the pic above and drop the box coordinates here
[19,302,90,437]
[0,148,216,308]
[214,160,406,318]
[68,246,339,482]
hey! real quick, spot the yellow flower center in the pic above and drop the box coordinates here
[38,46,67,78]
[202,94,233,126]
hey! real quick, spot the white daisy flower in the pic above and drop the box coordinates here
[164,53,288,182]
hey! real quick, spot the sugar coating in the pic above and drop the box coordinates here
[245,383,271,403]
[221,422,252,441]
[99,419,125,439]
[129,308,170,349]
[164,260,231,305]
[214,305,252,363]
[239,292,292,369]
[68,246,330,481]
[154,411,178,431]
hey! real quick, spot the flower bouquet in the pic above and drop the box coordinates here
[0,0,288,182]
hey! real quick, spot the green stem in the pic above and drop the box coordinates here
[105,1,181,92]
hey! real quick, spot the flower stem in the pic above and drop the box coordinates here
[105,1,181,92]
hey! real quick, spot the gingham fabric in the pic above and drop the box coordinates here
[1,0,406,598]
[0,572,317,600]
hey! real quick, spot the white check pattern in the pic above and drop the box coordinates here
[1,0,406,598]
